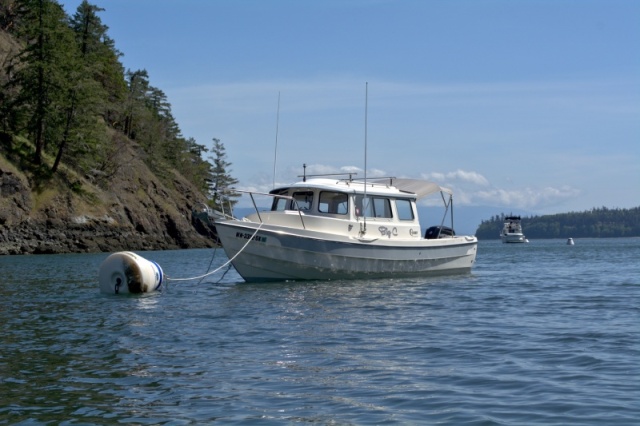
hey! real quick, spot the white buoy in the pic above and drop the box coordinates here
[99,252,163,294]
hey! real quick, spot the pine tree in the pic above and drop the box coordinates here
[208,138,239,211]
[1,0,239,202]
[1,0,19,31]
[3,0,103,176]
[177,137,212,194]
[123,69,150,141]
[69,0,126,127]
[8,0,78,166]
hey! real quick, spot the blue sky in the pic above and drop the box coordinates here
[60,0,640,215]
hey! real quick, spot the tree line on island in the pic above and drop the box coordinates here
[475,207,640,239]
[0,0,238,210]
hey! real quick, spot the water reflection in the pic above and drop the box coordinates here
[1,242,638,424]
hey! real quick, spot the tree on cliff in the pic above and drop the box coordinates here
[208,138,240,211]
[1,0,110,176]
[64,0,123,175]
[0,0,18,31]
[5,0,81,167]
[1,0,233,199]
[69,0,125,112]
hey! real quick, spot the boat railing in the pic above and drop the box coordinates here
[297,168,399,189]
[193,202,235,223]
[298,171,359,182]
[216,188,307,230]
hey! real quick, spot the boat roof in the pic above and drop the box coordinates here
[380,178,453,199]
[271,177,452,200]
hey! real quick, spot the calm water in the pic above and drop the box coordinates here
[1,238,639,425]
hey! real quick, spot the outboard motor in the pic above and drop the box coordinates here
[425,226,455,239]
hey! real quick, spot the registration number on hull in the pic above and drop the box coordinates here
[235,232,267,243]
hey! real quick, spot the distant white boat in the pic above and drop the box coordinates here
[500,215,527,243]
[567,238,575,245]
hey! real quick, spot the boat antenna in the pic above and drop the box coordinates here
[362,82,368,234]
[272,91,281,189]
[364,82,368,187]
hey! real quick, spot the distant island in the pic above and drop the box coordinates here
[475,207,640,239]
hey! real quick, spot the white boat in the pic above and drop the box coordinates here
[210,175,478,282]
[567,237,574,245]
[500,215,527,243]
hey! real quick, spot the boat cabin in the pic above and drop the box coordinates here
[270,181,414,221]
[268,179,408,214]
[243,178,455,241]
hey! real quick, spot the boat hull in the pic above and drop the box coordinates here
[501,233,527,243]
[215,221,478,282]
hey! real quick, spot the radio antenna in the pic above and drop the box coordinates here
[363,82,368,234]
[364,82,368,184]
[272,91,281,189]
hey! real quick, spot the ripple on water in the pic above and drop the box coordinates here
[0,242,639,424]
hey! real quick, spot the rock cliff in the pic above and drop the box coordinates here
[0,137,216,255]
[1,29,217,255]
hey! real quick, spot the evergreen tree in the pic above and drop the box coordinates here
[144,85,183,166]
[69,0,126,127]
[177,137,213,194]
[8,0,78,166]
[1,0,18,31]
[121,69,190,176]
[4,0,102,176]
[123,68,151,141]
[208,138,239,211]
[1,0,234,206]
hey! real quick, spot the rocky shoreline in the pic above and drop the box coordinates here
[0,215,216,255]
[1,149,218,256]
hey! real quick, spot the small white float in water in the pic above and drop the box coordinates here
[567,238,575,245]
[99,252,163,294]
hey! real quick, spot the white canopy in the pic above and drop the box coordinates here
[373,178,453,200]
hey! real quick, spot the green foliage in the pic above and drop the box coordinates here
[476,207,640,239]
[176,137,213,194]
[207,138,240,211]
[1,0,21,32]
[0,0,235,202]
[6,0,79,165]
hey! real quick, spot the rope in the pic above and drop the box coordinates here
[166,222,264,283]
[196,245,220,285]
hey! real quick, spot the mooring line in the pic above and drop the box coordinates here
[166,222,264,283]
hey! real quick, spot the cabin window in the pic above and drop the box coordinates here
[272,197,288,211]
[319,191,348,215]
[291,191,314,210]
[396,199,414,221]
[355,195,393,218]
[270,190,290,211]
